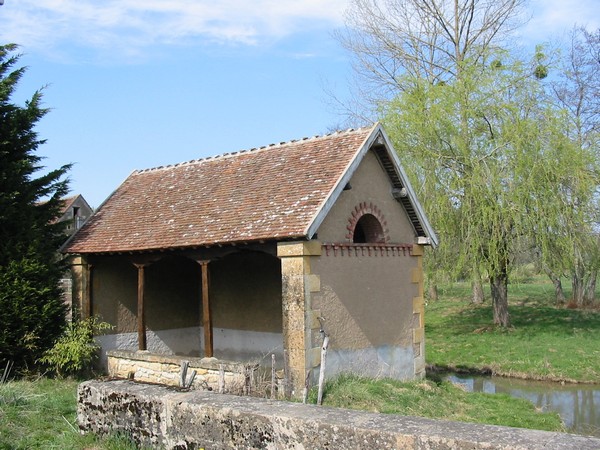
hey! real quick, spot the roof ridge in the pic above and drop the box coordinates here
[134,126,371,174]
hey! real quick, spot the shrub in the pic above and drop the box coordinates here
[40,316,112,378]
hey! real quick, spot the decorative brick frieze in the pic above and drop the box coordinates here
[345,202,390,242]
[322,243,413,257]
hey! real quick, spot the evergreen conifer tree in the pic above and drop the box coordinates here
[0,44,71,373]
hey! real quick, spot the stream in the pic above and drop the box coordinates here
[445,374,600,437]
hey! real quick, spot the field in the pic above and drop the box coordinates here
[425,280,600,382]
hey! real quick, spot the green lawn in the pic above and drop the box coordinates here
[313,374,564,432]
[0,378,139,450]
[425,281,600,382]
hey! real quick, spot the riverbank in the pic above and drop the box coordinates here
[425,282,600,384]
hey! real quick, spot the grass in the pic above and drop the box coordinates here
[425,280,600,382]
[0,378,140,450]
[311,374,564,432]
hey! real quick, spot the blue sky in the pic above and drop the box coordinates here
[1,0,599,207]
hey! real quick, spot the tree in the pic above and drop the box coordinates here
[544,27,600,307]
[339,1,600,326]
[0,44,71,373]
[382,51,565,327]
[339,0,528,326]
[339,0,527,100]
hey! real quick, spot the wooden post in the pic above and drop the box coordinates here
[83,263,93,319]
[134,263,147,351]
[199,261,213,357]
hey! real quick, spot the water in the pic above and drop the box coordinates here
[446,374,600,437]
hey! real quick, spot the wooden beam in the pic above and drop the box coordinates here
[199,261,213,357]
[83,264,93,319]
[134,263,147,351]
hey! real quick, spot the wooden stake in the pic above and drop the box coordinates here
[179,360,189,388]
[317,335,330,406]
[219,364,225,394]
[271,354,276,399]
[302,369,311,404]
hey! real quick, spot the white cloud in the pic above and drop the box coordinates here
[523,0,600,43]
[0,0,349,61]
[6,0,593,63]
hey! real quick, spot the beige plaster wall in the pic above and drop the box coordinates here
[146,256,200,331]
[90,251,282,337]
[89,251,284,362]
[317,150,415,244]
[311,253,418,349]
[210,251,282,333]
[305,149,425,380]
[91,256,138,333]
[91,255,200,334]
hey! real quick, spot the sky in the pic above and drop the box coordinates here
[1,0,599,208]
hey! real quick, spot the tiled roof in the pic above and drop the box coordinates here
[63,126,376,254]
[58,195,78,215]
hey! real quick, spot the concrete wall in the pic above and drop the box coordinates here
[78,379,600,450]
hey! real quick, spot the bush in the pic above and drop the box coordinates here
[40,316,112,378]
[0,258,68,374]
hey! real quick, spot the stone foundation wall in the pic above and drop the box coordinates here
[107,350,246,393]
[78,379,600,450]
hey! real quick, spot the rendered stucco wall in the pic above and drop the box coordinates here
[307,147,427,380]
[317,149,415,244]
[311,248,420,379]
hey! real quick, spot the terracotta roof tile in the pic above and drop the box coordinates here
[63,126,375,254]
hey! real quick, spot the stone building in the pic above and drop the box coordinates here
[62,123,437,396]
[56,194,93,236]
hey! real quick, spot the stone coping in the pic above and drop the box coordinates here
[78,379,600,450]
[106,349,243,372]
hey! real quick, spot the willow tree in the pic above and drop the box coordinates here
[339,0,529,325]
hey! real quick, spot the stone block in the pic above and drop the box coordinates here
[78,380,600,450]
[277,240,322,257]
[306,274,321,292]
[411,267,423,284]
[411,244,424,256]
[412,296,424,314]
[413,328,424,344]
[306,346,322,369]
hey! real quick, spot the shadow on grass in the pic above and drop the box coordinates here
[426,300,600,337]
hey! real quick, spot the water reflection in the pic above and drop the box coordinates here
[446,374,600,437]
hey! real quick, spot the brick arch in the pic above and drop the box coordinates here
[345,202,390,243]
